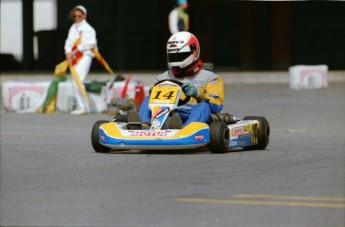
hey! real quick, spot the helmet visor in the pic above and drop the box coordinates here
[168,52,192,63]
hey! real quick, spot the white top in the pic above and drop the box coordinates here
[64,19,97,57]
[168,9,180,35]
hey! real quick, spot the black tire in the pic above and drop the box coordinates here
[208,121,230,153]
[243,116,270,150]
[91,120,111,153]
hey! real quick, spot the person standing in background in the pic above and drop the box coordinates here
[64,5,97,115]
[168,0,189,35]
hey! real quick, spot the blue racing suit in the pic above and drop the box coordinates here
[138,69,224,126]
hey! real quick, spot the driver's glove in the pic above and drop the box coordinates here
[181,83,200,98]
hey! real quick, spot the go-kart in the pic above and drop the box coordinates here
[91,79,270,153]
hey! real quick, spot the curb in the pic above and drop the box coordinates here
[1,71,344,86]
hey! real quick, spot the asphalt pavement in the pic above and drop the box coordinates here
[1,81,345,226]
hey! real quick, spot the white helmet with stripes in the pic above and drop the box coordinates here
[167,31,200,69]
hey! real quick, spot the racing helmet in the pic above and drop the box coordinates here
[167,31,200,69]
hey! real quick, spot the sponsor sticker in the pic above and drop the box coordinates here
[230,140,238,147]
[151,119,161,129]
[231,126,244,136]
[194,134,204,141]
[152,107,169,120]
[130,131,168,136]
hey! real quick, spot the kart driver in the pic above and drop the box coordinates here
[129,31,224,129]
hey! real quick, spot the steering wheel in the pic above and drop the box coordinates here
[153,79,191,106]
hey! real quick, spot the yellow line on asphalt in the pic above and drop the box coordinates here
[233,194,345,202]
[176,198,345,208]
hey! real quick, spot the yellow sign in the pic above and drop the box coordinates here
[149,85,179,105]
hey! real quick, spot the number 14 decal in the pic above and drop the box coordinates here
[152,90,176,99]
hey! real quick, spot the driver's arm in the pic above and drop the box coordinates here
[201,76,224,113]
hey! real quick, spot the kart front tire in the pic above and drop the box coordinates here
[243,116,270,150]
[208,121,230,153]
[91,120,111,153]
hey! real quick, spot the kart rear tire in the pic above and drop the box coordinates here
[208,121,230,153]
[91,120,111,153]
[243,116,270,150]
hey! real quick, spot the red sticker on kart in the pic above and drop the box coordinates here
[231,126,244,136]
[195,134,205,141]
[152,107,169,119]
[130,131,168,136]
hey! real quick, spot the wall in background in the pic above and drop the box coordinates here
[1,0,345,71]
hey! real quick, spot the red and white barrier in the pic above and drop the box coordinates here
[2,81,50,112]
[289,65,328,90]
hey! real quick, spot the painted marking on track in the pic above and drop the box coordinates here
[176,194,345,208]
[233,194,345,202]
[288,129,307,133]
